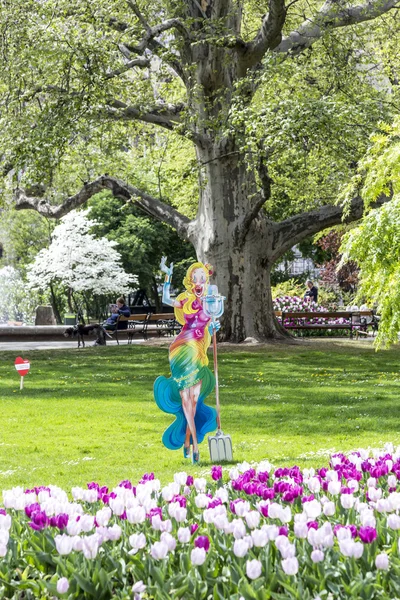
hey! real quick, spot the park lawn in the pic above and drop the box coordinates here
[0,339,399,493]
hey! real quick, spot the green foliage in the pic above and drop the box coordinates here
[88,193,195,303]
[340,117,400,348]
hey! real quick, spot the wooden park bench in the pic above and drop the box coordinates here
[276,310,377,339]
[114,313,181,344]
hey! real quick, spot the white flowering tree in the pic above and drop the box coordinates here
[0,266,40,324]
[27,210,137,315]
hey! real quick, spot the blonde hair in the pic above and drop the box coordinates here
[174,261,213,326]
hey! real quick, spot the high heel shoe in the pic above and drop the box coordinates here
[192,450,200,465]
[183,445,191,459]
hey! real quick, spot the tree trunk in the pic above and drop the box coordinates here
[49,282,62,325]
[190,140,289,342]
[151,276,161,312]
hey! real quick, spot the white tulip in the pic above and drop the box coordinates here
[340,494,355,509]
[246,559,262,580]
[323,501,335,517]
[194,478,207,493]
[251,528,268,547]
[174,472,188,486]
[56,577,70,594]
[387,514,400,530]
[82,534,100,559]
[245,511,260,529]
[307,477,321,494]
[150,541,169,560]
[375,553,389,571]
[281,557,299,575]
[160,532,177,552]
[178,527,191,543]
[55,534,74,555]
[109,497,125,516]
[191,547,206,565]
[311,549,324,563]
[132,580,146,593]
[235,501,251,517]
[233,519,247,539]
[129,533,147,550]
[95,507,111,527]
[127,506,146,524]
[294,522,308,539]
[233,538,249,557]
[303,500,321,519]
[195,494,209,509]
[0,514,12,531]
[327,481,341,495]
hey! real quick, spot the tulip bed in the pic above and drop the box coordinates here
[2,447,400,599]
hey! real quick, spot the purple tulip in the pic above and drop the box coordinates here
[208,498,222,509]
[147,507,162,521]
[186,475,194,486]
[171,495,187,508]
[139,473,154,484]
[25,503,41,519]
[49,513,69,530]
[119,479,133,489]
[0,509,6,516]
[190,523,199,535]
[358,526,377,544]
[29,510,49,531]
[307,521,318,530]
[302,495,315,503]
[211,466,222,481]
[260,504,269,517]
[243,482,257,495]
[279,526,289,536]
[194,536,210,552]
[257,472,269,483]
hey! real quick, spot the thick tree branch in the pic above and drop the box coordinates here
[104,99,206,145]
[106,99,185,130]
[14,176,192,238]
[239,0,287,71]
[274,0,400,56]
[105,56,151,79]
[271,194,390,261]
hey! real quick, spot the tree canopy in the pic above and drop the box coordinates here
[1,0,400,340]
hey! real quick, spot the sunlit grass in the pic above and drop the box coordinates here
[0,340,399,491]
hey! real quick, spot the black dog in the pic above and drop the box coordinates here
[63,324,107,348]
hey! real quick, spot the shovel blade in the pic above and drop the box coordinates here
[208,431,233,463]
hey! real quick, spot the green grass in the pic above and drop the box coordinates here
[0,339,399,491]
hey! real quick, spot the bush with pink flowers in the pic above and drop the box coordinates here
[1,446,400,598]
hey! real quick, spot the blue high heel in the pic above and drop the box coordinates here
[192,451,200,465]
[183,445,191,459]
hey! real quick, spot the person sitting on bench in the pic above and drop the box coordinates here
[103,297,131,331]
[304,280,318,304]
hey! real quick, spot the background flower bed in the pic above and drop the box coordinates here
[273,295,361,337]
[1,446,400,599]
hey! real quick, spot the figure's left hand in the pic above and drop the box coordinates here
[209,320,221,334]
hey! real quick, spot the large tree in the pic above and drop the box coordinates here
[1,0,399,341]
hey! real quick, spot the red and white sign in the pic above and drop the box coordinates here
[14,357,30,377]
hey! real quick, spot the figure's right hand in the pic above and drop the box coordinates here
[160,256,173,277]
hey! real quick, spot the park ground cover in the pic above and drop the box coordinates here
[0,340,399,491]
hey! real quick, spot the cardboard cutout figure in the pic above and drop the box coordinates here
[154,258,219,464]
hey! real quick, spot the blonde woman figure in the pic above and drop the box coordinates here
[154,257,219,464]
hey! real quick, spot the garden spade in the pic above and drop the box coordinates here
[203,287,233,463]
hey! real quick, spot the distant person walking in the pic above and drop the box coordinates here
[304,280,318,303]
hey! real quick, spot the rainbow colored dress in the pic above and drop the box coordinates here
[154,299,217,450]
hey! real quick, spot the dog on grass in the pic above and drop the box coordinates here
[63,324,107,348]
